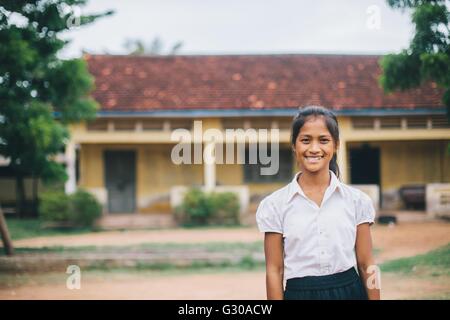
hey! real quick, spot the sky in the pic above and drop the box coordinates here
[59,0,415,58]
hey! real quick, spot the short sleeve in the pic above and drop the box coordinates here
[356,191,376,226]
[255,198,283,234]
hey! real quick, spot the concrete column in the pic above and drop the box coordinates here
[204,141,216,191]
[338,140,348,184]
[65,141,77,194]
[201,119,221,192]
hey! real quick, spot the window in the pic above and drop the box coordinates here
[431,116,450,128]
[222,118,244,129]
[243,147,293,183]
[380,117,401,129]
[142,119,164,131]
[114,119,135,131]
[352,117,373,129]
[407,116,427,129]
[249,118,273,130]
[87,119,108,131]
[275,118,293,130]
[171,119,192,130]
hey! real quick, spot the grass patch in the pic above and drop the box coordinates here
[0,241,265,273]
[0,264,266,289]
[373,248,382,257]
[4,241,264,255]
[416,291,450,300]
[380,243,450,276]
[83,255,265,273]
[3,218,256,241]
[5,218,95,240]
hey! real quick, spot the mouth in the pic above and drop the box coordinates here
[304,156,324,164]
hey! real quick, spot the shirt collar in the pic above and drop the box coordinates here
[286,170,343,204]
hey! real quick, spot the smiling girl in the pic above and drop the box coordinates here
[256,106,380,300]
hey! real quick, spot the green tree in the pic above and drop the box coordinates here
[380,0,450,119]
[0,1,113,217]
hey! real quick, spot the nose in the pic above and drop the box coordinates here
[309,141,321,153]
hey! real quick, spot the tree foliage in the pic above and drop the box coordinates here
[380,0,450,118]
[0,0,113,214]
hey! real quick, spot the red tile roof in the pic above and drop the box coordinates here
[85,54,444,112]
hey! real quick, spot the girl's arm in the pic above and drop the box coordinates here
[355,223,381,300]
[264,232,284,300]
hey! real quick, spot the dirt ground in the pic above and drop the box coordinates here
[1,221,450,300]
[13,227,264,248]
[1,270,449,300]
[12,221,450,263]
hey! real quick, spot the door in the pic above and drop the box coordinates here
[350,144,380,186]
[104,151,136,213]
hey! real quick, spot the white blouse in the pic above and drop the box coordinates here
[256,170,376,281]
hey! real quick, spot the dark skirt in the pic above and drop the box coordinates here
[284,267,368,300]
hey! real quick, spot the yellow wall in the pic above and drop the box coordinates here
[215,163,287,196]
[0,178,42,202]
[79,143,203,214]
[3,116,449,214]
[216,143,295,197]
[348,140,450,190]
[73,116,450,214]
[79,144,104,188]
[137,144,203,213]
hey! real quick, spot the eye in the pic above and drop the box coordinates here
[320,139,330,144]
[300,138,310,143]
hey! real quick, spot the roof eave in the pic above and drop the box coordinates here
[89,107,447,118]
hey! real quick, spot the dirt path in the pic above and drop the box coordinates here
[13,221,450,263]
[1,270,449,300]
[13,228,263,248]
[370,221,450,262]
[2,221,450,300]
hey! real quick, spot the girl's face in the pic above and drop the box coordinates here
[292,116,338,175]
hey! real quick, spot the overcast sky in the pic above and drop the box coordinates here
[60,0,414,58]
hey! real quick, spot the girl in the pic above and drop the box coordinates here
[256,106,380,300]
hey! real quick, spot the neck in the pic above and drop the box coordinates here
[298,169,330,190]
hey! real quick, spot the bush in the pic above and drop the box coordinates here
[175,188,211,225]
[39,192,71,223]
[70,189,102,227]
[39,189,102,227]
[209,192,240,225]
[175,188,240,226]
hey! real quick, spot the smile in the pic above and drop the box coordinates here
[304,156,324,163]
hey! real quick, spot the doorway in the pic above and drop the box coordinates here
[104,150,136,213]
[349,144,381,186]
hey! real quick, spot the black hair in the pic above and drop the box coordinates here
[291,106,341,179]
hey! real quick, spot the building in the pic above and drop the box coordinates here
[2,53,449,221]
